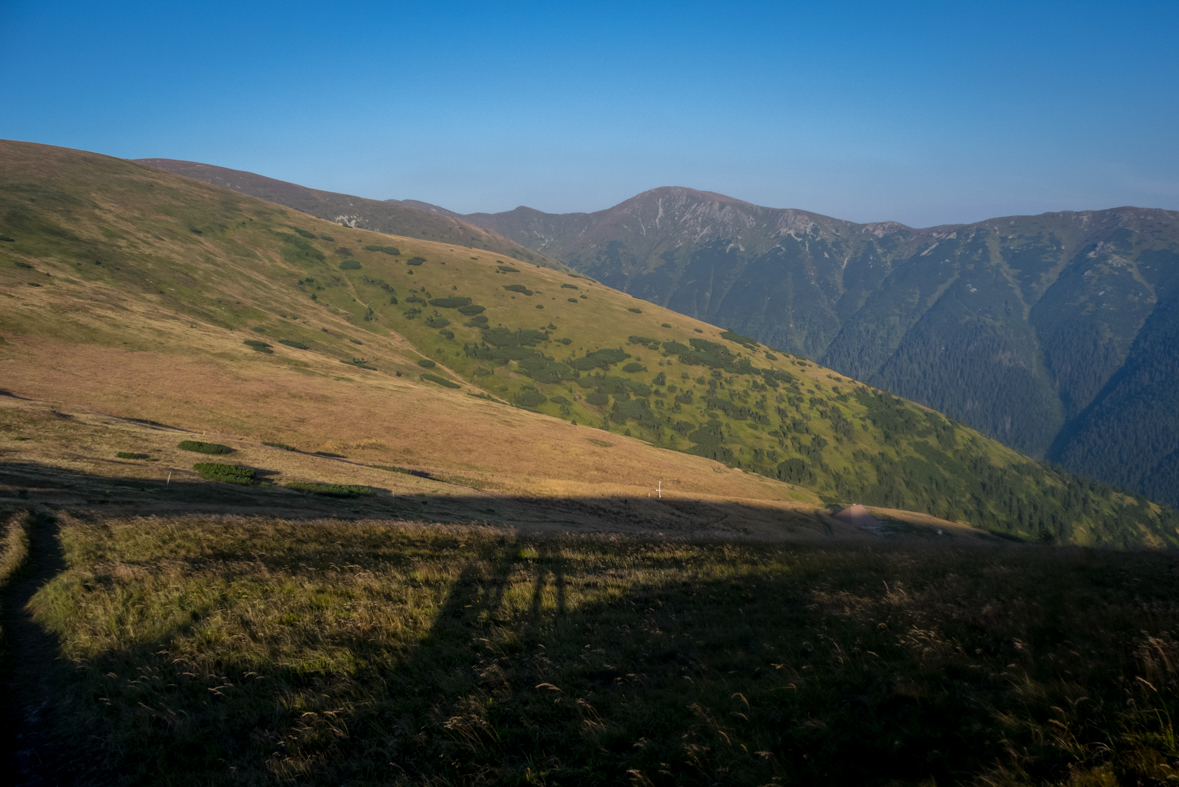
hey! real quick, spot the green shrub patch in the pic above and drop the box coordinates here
[561,283,579,289]
[503,284,533,295]
[627,336,661,349]
[497,265,519,273]
[517,354,574,384]
[622,362,645,373]
[425,316,451,329]
[515,389,547,408]
[482,327,548,347]
[428,297,472,308]
[278,339,309,350]
[338,259,361,270]
[457,304,485,315]
[116,452,145,460]
[263,442,299,452]
[421,373,460,389]
[417,359,437,368]
[244,340,273,353]
[570,348,629,371]
[285,482,375,497]
[584,390,610,406]
[464,315,490,327]
[720,330,759,347]
[364,245,401,255]
[627,307,642,314]
[193,462,256,485]
[178,440,233,455]
[406,257,426,266]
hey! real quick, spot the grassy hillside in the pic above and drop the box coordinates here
[1,140,1177,546]
[135,158,569,271]
[459,188,1179,505]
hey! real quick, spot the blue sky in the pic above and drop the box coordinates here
[2,0,1176,226]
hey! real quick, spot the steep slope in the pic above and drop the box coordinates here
[134,158,568,271]
[458,189,1179,504]
[2,140,1176,546]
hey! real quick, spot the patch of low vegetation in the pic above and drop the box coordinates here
[570,348,629,371]
[262,441,298,452]
[425,316,451,329]
[457,304,485,315]
[720,330,759,347]
[421,372,460,389]
[243,339,273,353]
[417,359,437,368]
[364,245,400,255]
[406,256,426,266]
[25,519,1179,786]
[503,284,533,296]
[115,451,146,460]
[177,440,233,455]
[192,462,255,485]
[285,482,375,497]
[497,265,519,273]
[277,338,309,350]
[515,389,547,408]
[627,307,642,313]
[338,259,361,270]
[373,465,431,478]
[428,297,472,308]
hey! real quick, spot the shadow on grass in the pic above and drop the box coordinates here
[0,460,852,540]
[4,462,1179,784]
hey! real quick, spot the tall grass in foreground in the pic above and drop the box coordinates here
[0,511,32,648]
[25,515,1179,785]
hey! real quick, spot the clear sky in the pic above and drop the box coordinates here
[2,0,1177,227]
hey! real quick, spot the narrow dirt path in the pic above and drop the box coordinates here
[0,509,76,786]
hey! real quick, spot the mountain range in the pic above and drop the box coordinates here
[0,140,1172,548]
[136,161,1179,509]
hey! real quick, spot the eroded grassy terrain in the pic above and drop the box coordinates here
[13,514,1179,786]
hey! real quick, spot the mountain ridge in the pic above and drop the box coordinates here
[5,140,1176,546]
[121,158,1179,506]
[134,158,569,271]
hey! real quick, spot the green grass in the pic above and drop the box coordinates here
[115,451,146,459]
[192,462,256,485]
[23,515,1179,785]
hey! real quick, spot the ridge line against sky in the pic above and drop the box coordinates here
[2,0,1177,227]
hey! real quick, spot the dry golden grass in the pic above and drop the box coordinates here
[0,335,823,502]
